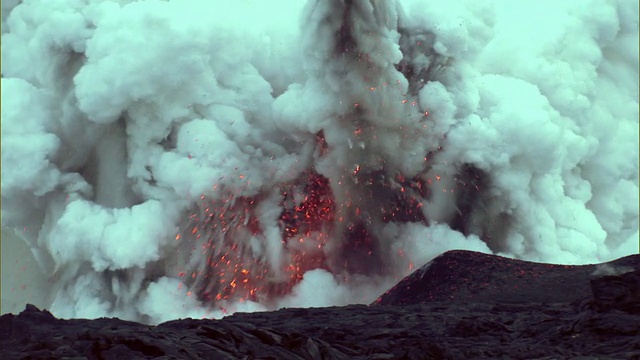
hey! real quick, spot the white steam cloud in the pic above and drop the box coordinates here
[1,0,637,324]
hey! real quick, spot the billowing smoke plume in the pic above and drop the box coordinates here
[2,0,637,323]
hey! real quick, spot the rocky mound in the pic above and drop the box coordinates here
[1,250,639,359]
[373,249,640,306]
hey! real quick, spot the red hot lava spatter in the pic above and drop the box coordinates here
[179,195,267,304]
[176,169,337,305]
[176,129,433,306]
[279,170,335,280]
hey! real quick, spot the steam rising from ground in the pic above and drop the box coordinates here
[2,0,637,323]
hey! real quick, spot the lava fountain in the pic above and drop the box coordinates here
[172,0,440,306]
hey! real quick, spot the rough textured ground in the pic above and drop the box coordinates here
[1,250,639,360]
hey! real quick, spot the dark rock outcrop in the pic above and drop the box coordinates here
[591,268,640,314]
[373,250,640,306]
[1,250,639,359]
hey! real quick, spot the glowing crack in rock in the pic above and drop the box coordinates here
[1,0,637,323]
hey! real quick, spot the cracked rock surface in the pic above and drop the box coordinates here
[2,250,638,359]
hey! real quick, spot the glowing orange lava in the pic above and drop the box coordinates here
[175,167,337,305]
[176,132,430,305]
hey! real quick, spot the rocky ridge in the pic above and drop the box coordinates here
[1,250,639,359]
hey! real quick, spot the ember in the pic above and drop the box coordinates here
[176,162,433,304]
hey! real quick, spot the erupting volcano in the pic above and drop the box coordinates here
[177,126,436,306]
[1,0,637,323]
[166,0,452,309]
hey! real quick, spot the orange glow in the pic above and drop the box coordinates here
[176,145,431,305]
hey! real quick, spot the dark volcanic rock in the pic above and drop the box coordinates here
[591,268,640,314]
[1,250,639,360]
[373,250,640,306]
